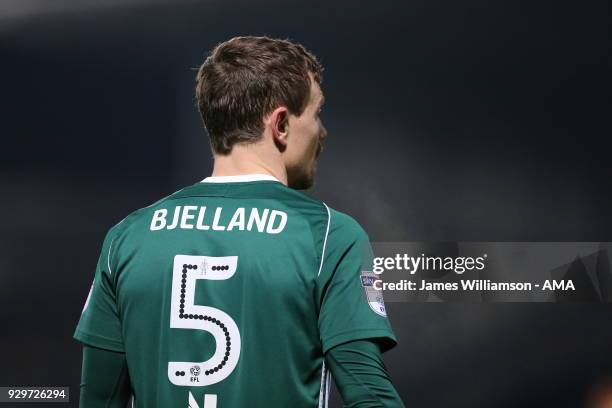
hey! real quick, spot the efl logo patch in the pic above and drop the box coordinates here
[360,271,387,317]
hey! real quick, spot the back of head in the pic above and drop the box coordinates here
[195,36,323,155]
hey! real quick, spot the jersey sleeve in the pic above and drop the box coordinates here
[74,228,125,352]
[316,209,397,354]
[325,339,405,407]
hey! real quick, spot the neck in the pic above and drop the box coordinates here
[211,145,288,186]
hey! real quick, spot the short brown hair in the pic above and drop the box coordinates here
[195,36,323,154]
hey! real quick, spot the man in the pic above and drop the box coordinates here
[75,36,404,407]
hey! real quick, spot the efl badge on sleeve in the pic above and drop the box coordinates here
[360,271,387,317]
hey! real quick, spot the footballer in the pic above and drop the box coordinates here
[75,36,405,407]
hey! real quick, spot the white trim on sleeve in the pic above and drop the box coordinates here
[317,203,331,277]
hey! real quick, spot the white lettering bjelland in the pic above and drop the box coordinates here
[150,206,287,234]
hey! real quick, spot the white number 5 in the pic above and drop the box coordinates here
[168,254,241,387]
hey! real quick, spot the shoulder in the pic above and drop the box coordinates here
[268,185,364,234]
[258,184,330,232]
[326,207,369,243]
[317,208,372,281]
[267,184,369,245]
[271,187,368,243]
[103,185,190,243]
[269,183,328,215]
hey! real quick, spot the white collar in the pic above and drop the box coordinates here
[201,174,281,183]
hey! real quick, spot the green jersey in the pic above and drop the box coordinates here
[74,174,397,408]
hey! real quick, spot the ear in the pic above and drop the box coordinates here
[266,106,290,148]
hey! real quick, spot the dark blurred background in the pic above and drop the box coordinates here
[1,0,611,406]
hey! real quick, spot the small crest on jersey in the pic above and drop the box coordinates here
[360,271,387,317]
[189,365,201,383]
[190,365,201,377]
